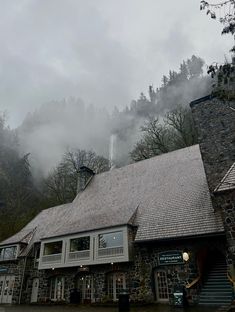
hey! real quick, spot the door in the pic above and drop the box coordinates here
[77,275,94,303]
[31,278,39,303]
[0,275,15,304]
[50,276,65,301]
[107,272,126,301]
[155,270,169,303]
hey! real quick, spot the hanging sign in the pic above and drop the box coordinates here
[77,266,89,273]
[158,251,183,265]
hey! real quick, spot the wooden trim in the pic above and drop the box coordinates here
[185,275,201,289]
[227,272,234,284]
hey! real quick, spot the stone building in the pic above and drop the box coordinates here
[0,95,234,306]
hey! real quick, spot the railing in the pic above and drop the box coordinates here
[227,272,234,284]
[98,246,124,258]
[68,250,90,261]
[185,275,201,289]
[41,254,62,263]
[0,256,17,261]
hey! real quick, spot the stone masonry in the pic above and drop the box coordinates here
[190,96,235,192]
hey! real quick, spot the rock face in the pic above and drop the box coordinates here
[190,95,235,192]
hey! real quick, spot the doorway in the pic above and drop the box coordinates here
[154,270,169,303]
[107,272,126,301]
[76,274,94,303]
[0,275,15,304]
[30,278,39,303]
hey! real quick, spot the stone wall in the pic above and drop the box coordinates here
[0,258,25,304]
[214,190,235,264]
[190,96,235,192]
[17,236,225,306]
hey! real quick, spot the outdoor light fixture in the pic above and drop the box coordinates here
[182,251,189,262]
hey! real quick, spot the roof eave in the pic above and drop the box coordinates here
[134,231,225,244]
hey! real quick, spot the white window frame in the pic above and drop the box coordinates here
[39,226,130,269]
[107,272,126,301]
[50,276,65,301]
[0,245,19,261]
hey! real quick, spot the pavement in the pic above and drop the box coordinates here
[0,304,218,312]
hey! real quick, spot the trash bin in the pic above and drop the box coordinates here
[173,286,184,307]
[118,289,130,312]
[69,288,80,304]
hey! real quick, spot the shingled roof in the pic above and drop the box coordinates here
[0,144,224,247]
[214,162,235,193]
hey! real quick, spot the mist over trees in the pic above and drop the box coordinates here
[130,106,197,162]
[17,55,210,174]
[0,114,41,241]
[0,54,213,240]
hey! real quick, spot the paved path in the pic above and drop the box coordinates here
[0,304,217,312]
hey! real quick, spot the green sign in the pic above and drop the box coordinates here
[158,251,183,265]
[0,267,8,273]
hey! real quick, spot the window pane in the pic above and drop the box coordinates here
[44,241,62,255]
[0,247,17,260]
[4,247,16,260]
[70,237,90,252]
[99,232,123,248]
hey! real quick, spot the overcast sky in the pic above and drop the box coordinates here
[0,0,232,127]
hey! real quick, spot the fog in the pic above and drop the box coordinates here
[0,0,232,175]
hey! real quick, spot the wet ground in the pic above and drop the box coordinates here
[0,305,218,312]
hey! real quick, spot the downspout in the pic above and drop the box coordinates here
[18,256,27,304]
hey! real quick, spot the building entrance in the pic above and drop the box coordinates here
[154,270,169,303]
[76,274,94,303]
[0,275,15,304]
[31,277,39,303]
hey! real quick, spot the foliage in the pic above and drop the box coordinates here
[130,106,197,162]
[200,1,235,40]
[0,114,40,241]
[43,149,110,206]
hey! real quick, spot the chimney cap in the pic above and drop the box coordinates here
[79,166,95,175]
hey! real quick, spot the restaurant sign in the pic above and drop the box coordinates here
[158,251,184,265]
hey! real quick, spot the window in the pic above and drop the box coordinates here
[70,237,90,252]
[43,241,62,255]
[98,231,124,257]
[0,246,17,261]
[98,231,123,248]
[50,276,65,301]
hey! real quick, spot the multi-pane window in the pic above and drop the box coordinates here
[98,231,123,248]
[77,275,93,302]
[155,270,169,302]
[0,246,17,261]
[107,272,126,301]
[70,237,90,252]
[43,241,62,255]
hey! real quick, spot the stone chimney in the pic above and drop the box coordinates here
[190,95,235,192]
[77,166,94,193]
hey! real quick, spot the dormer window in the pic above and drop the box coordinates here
[0,246,17,261]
